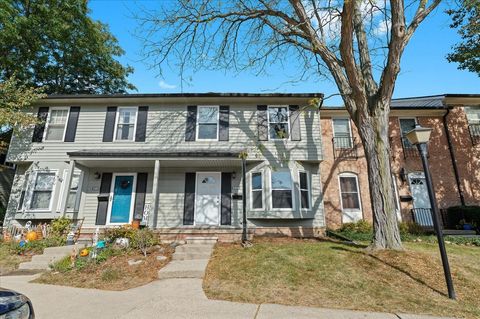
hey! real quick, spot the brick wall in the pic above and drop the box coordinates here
[321,109,467,229]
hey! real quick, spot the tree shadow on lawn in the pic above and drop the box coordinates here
[329,244,448,298]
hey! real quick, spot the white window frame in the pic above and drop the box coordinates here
[43,107,70,142]
[298,171,311,210]
[250,171,264,210]
[113,107,138,142]
[398,117,418,148]
[338,172,362,213]
[392,173,401,221]
[106,173,137,226]
[269,169,294,210]
[196,105,220,141]
[57,169,84,212]
[267,105,290,141]
[332,117,353,148]
[25,169,58,212]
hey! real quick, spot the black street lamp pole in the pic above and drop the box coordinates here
[241,157,248,243]
[416,142,456,300]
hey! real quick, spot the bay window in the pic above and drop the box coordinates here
[299,171,310,209]
[271,170,293,209]
[30,172,56,210]
[251,172,263,209]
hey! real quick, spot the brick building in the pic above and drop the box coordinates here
[321,94,480,229]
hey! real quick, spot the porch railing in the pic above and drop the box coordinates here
[332,136,358,160]
[411,208,434,227]
[468,123,480,145]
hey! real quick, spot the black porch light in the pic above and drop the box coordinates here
[405,124,456,300]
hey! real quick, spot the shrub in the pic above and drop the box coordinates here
[50,217,72,237]
[446,206,480,229]
[101,267,121,282]
[131,228,157,257]
[339,220,373,234]
[398,221,426,237]
[104,225,137,243]
[50,256,73,273]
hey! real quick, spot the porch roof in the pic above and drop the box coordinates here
[67,148,243,158]
[67,148,248,168]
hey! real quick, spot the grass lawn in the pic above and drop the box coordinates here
[34,245,174,290]
[0,242,32,275]
[204,238,480,319]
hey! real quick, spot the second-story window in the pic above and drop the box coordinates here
[465,107,480,145]
[332,118,352,148]
[45,108,69,141]
[115,107,137,141]
[197,106,219,140]
[268,106,289,139]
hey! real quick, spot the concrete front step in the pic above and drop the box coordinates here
[174,244,215,253]
[158,259,210,279]
[18,245,81,271]
[172,252,212,261]
[185,236,218,245]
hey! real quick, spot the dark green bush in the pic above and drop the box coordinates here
[339,220,373,234]
[50,217,72,237]
[104,225,136,243]
[398,221,427,237]
[446,206,480,229]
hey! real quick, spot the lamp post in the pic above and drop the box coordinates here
[405,124,456,300]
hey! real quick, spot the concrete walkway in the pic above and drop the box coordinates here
[0,274,454,319]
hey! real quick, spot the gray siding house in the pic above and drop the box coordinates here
[4,93,325,240]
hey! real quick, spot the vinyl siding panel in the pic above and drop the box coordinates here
[7,104,322,162]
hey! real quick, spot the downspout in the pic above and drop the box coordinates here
[241,156,248,243]
[443,108,466,206]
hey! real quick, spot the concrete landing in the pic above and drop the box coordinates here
[18,244,81,271]
[158,238,216,279]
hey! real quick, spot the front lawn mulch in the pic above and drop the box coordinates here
[203,238,480,319]
[34,245,173,290]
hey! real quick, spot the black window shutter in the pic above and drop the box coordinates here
[95,172,112,225]
[102,106,117,142]
[133,173,148,220]
[32,107,49,142]
[289,105,301,141]
[185,105,197,141]
[135,106,148,142]
[219,105,230,141]
[64,106,80,142]
[183,172,196,225]
[221,172,232,225]
[257,105,268,141]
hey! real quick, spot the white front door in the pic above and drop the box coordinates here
[195,172,221,225]
[408,172,433,226]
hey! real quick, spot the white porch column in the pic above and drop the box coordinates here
[60,160,76,215]
[150,160,160,228]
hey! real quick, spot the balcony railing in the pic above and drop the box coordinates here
[333,136,358,160]
[468,123,480,145]
[411,208,434,227]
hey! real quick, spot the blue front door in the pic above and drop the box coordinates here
[110,175,134,223]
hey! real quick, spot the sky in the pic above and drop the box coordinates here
[88,0,479,106]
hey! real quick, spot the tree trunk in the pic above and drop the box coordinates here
[355,104,403,250]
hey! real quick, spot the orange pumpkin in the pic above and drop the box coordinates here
[26,231,37,241]
[80,248,89,257]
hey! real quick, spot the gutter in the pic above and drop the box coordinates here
[443,108,466,206]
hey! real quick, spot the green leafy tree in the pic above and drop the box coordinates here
[0,0,135,94]
[447,0,480,75]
